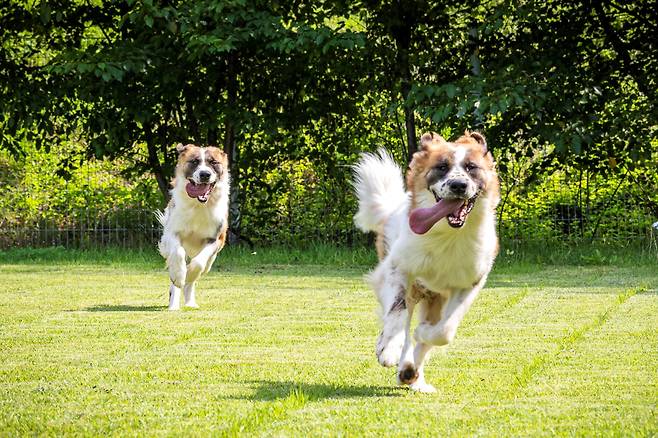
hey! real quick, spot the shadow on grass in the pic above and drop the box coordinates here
[225,380,404,401]
[83,304,166,312]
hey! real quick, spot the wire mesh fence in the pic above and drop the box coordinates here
[1,207,656,251]
[0,209,161,250]
[1,173,657,251]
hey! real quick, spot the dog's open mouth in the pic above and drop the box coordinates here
[445,196,476,228]
[185,180,215,203]
[409,192,477,234]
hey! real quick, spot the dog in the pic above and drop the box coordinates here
[352,131,499,392]
[156,143,230,310]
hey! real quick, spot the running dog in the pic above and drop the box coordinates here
[156,143,230,310]
[352,131,499,392]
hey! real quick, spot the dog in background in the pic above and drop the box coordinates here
[156,143,230,310]
[352,131,499,392]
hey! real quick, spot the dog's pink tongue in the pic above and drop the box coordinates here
[186,182,210,198]
[409,199,464,234]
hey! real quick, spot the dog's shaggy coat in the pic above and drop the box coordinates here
[157,144,229,310]
[353,131,499,392]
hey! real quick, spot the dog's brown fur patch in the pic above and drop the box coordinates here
[407,131,499,210]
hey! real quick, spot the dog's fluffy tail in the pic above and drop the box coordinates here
[154,209,167,228]
[352,149,407,232]
[154,209,168,259]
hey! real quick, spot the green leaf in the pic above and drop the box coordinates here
[477,99,489,115]
[555,137,566,153]
[445,84,457,99]
[40,3,51,24]
[571,134,582,154]
[456,101,469,118]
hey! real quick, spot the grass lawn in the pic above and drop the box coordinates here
[0,246,656,436]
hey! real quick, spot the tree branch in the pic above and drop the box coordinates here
[589,0,655,112]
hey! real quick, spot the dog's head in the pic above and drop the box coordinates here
[407,131,499,234]
[175,144,228,203]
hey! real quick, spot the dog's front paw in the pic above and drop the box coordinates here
[397,362,419,385]
[169,257,186,288]
[169,270,186,289]
[187,260,203,279]
[410,381,437,393]
[414,322,433,344]
[376,331,404,367]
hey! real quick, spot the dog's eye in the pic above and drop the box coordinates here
[189,159,200,165]
[436,163,448,172]
[465,163,478,172]
[209,159,218,165]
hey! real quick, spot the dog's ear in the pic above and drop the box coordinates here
[175,143,188,155]
[409,147,430,174]
[419,132,444,151]
[208,146,228,161]
[467,131,487,156]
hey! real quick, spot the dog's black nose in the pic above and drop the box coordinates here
[199,170,211,182]
[449,180,468,194]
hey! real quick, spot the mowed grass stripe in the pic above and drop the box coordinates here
[509,286,643,392]
[460,287,530,331]
[513,287,658,435]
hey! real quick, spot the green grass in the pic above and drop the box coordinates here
[0,247,656,436]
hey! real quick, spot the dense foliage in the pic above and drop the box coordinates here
[1,1,656,245]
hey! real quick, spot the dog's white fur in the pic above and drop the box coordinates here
[157,144,230,310]
[353,132,499,392]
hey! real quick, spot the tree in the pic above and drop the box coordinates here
[404,0,657,173]
[354,1,483,162]
[2,1,656,245]
[1,0,366,242]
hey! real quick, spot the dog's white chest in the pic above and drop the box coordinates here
[167,201,225,258]
[397,224,496,293]
[419,247,487,291]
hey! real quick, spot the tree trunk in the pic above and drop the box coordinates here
[469,23,484,129]
[589,0,656,116]
[224,53,242,244]
[223,120,241,245]
[145,125,170,205]
[392,2,417,163]
[402,81,417,163]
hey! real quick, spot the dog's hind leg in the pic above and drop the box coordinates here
[396,296,419,386]
[404,294,445,393]
[203,231,226,274]
[370,263,409,367]
[203,253,218,274]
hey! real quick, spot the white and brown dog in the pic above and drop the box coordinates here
[352,131,499,392]
[156,143,230,310]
